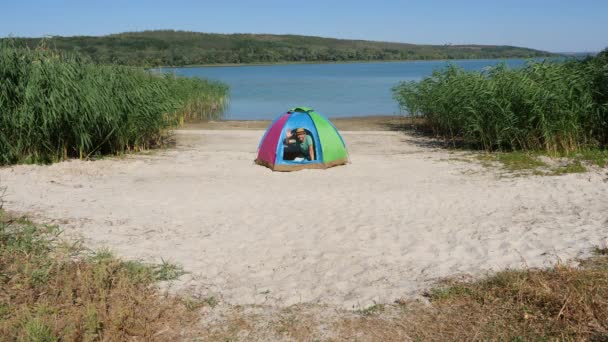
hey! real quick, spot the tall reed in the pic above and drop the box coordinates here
[0,41,229,164]
[393,52,608,153]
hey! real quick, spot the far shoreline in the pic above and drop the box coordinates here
[152,55,559,69]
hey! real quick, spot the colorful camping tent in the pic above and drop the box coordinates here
[255,107,349,171]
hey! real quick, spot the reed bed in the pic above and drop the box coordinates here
[393,50,608,153]
[0,41,228,164]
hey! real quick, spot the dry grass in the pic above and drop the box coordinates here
[187,253,608,341]
[0,213,199,341]
[2,209,606,341]
[406,254,608,341]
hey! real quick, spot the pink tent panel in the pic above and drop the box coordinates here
[256,114,289,165]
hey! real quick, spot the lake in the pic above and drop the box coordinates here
[165,59,534,120]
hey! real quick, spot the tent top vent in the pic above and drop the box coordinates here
[288,107,314,113]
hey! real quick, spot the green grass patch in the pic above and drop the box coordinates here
[495,152,547,171]
[573,149,608,167]
[473,150,605,176]
[153,258,187,281]
[87,249,186,282]
[551,161,588,175]
[476,152,547,172]
[424,284,474,301]
[354,303,385,316]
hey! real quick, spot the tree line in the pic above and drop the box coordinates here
[5,30,555,67]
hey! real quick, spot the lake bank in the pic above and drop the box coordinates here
[155,55,558,69]
[182,115,405,131]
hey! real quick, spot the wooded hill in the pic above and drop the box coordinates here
[7,30,555,67]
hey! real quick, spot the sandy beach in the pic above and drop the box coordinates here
[1,122,606,309]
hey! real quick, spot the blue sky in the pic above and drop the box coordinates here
[1,0,606,52]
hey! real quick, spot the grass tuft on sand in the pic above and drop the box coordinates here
[0,211,197,340]
[408,252,608,341]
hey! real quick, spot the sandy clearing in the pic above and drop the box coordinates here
[1,129,607,308]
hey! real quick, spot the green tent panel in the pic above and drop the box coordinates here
[310,111,348,163]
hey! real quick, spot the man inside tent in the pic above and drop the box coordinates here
[284,128,315,161]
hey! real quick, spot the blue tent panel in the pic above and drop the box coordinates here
[275,112,323,165]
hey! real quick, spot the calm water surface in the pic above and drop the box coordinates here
[167,59,534,119]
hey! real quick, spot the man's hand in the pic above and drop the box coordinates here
[285,129,293,138]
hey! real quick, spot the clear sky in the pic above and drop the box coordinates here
[1,0,606,52]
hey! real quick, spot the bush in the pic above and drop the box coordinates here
[0,41,228,164]
[393,50,608,153]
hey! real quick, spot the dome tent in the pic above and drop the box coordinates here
[255,107,349,171]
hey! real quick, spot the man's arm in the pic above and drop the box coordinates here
[309,145,315,160]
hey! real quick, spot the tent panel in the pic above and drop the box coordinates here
[256,113,289,165]
[289,106,314,113]
[275,112,323,165]
[310,112,348,162]
[258,111,287,149]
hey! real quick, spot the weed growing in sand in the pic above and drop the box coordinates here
[354,303,385,316]
[183,295,218,311]
[473,150,600,176]
[594,247,608,255]
[88,249,186,282]
[154,258,187,281]
[563,148,608,167]
[551,161,588,175]
[476,152,547,172]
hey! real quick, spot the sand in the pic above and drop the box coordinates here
[1,129,607,309]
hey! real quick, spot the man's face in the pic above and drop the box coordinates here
[297,133,305,142]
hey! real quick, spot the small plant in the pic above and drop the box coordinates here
[87,248,114,263]
[153,258,187,281]
[424,285,474,301]
[182,295,218,311]
[204,296,219,308]
[22,319,55,342]
[551,161,587,175]
[593,246,608,255]
[575,149,608,167]
[355,303,385,316]
[480,152,547,172]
